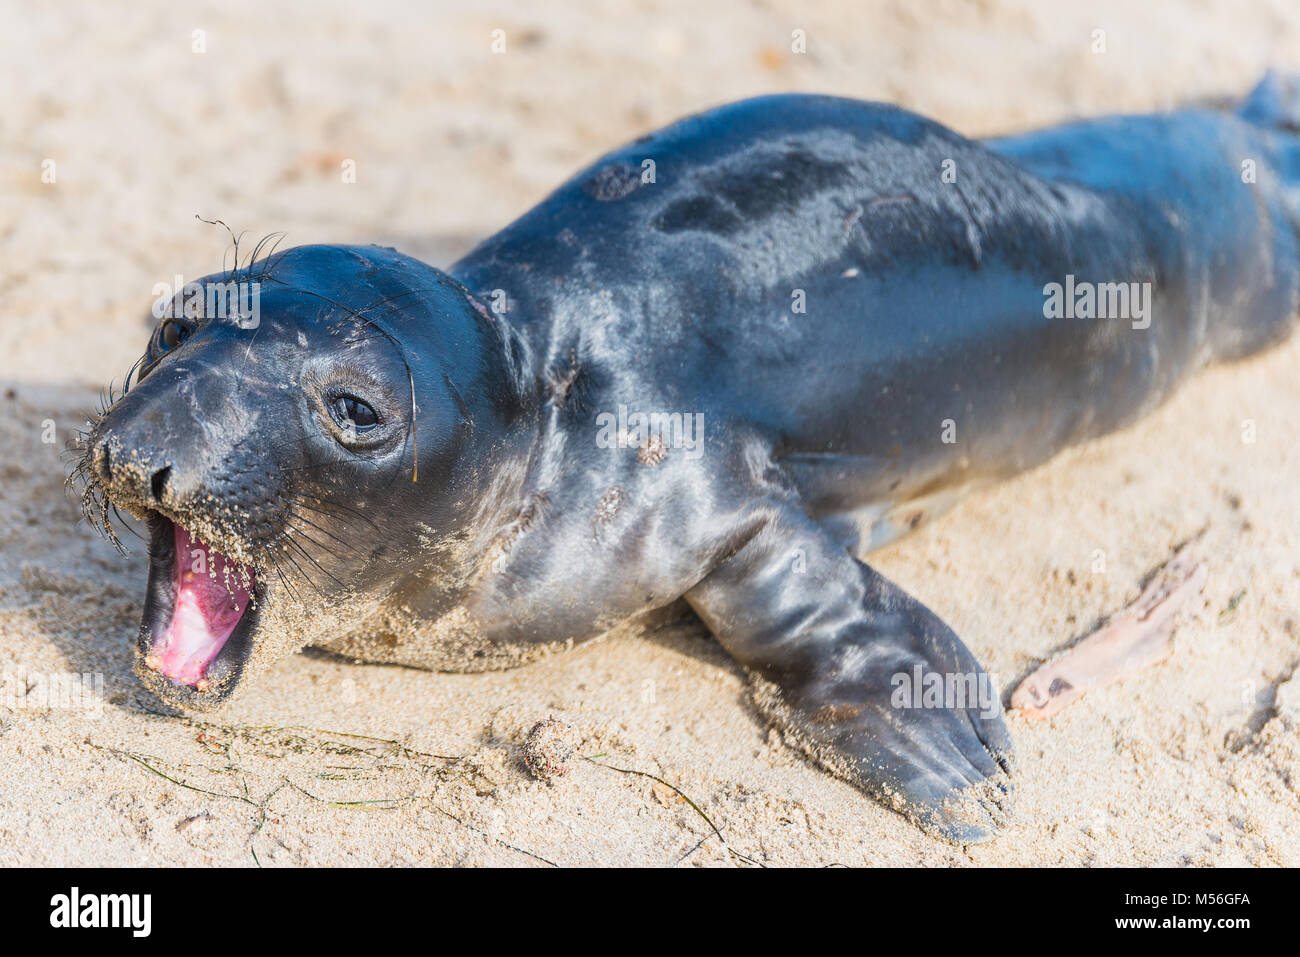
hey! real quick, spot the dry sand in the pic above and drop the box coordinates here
[1,0,1298,866]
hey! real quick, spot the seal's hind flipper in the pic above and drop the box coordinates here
[686,502,1014,844]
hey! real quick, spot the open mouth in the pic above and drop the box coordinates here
[137,514,262,704]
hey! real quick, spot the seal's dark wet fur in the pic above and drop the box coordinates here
[80,75,1300,842]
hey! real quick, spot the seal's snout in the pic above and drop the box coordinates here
[84,377,272,708]
[89,429,173,514]
[88,365,284,553]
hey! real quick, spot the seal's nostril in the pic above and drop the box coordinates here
[150,466,171,503]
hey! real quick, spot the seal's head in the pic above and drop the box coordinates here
[75,244,523,710]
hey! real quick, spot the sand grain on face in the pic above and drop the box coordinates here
[3,0,1300,865]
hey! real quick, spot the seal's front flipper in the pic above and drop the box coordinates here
[686,504,1013,844]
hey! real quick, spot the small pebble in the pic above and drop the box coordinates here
[521,717,577,783]
[176,810,213,836]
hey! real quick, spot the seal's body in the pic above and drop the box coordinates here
[82,75,1300,842]
[454,94,1299,563]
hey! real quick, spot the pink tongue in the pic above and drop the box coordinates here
[153,525,253,687]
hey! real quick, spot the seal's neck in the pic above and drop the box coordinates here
[368,275,543,620]
[445,276,540,416]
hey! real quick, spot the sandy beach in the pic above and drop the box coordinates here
[1,0,1298,866]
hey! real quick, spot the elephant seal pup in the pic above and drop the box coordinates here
[76,73,1300,843]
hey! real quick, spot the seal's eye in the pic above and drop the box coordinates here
[158,319,190,352]
[330,394,379,433]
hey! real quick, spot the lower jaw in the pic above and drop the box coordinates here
[132,654,237,712]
